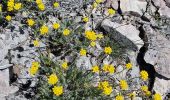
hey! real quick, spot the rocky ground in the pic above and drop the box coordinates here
[0,0,170,99]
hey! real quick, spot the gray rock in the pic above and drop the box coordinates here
[152,0,170,17]
[101,19,144,50]
[144,25,170,78]
[119,0,147,15]
[0,69,18,98]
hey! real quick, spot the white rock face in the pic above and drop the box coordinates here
[101,19,144,50]
[120,0,147,15]
[144,25,170,78]
[143,25,170,97]
[152,0,170,17]
[154,78,170,99]
[0,69,18,98]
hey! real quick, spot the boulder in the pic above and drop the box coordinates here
[101,19,144,50]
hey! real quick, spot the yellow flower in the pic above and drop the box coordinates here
[29,66,39,76]
[0,5,2,12]
[32,61,40,67]
[48,74,58,85]
[108,65,115,74]
[52,86,63,96]
[140,70,148,81]
[98,81,109,89]
[33,39,39,47]
[108,8,116,15]
[97,33,104,39]
[153,93,162,100]
[96,0,103,3]
[129,92,136,99]
[27,19,35,26]
[5,15,12,21]
[38,3,45,11]
[104,46,112,54]
[36,0,42,4]
[62,61,68,70]
[7,1,14,7]
[63,29,71,36]
[7,7,14,11]
[103,86,112,95]
[53,2,60,8]
[146,91,151,96]
[92,2,98,8]
[90,41,96,47]
[40,25,49,35]
[7,1,14,11]
[29,61,40,76]
[85,30,97,41]
[80,49,86,56]
[119,80,128,90]
[83,16,89,22]
[92,65,99,73]
[53,23,60,30]
[102,64,109,72]
[115,95,124,100]
[141,85,148,92]
[14,3,22,10]
[126,63,132,69]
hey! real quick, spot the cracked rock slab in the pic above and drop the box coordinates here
[101,19,144,50]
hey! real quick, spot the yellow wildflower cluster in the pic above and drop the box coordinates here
[126,63,132,69]
[47,73,63,96]
[97,33,104,39]
[40,25,49,35]
[53,2,60,8]
[108,8,116,15]
[141,85,151,96]
[119,80,128,90]
[5,15,12,21]
[52,86,63,96]
[14,3,22,10]
[7,0,22,11]
[36,0,45,11]
[98,81,112,95]
[48,74,58,85]
[27,19,35,27]
[102,64,115,74]
[29,61,40,76]
[33,39,40,47]
[104,46,112,54]
[53,23,60,30]
[141,85,148,92]
[153,93,162,100]
[63,29,71,36]
[90,41,96,47]
[61,61,68,70]
[83,16,89,23]
[115,95,124,100]
[140,70,148,81]
[85,30,97,41]
[129,92,136,99]
[80,48,87,56]
[92,65,99,73]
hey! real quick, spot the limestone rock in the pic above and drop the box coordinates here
[119,0,147,15]
[152,0,170,17]
[144,25,170,78]
[154,78,170,99]
[0,69,18,98]
[101,19,144,50]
